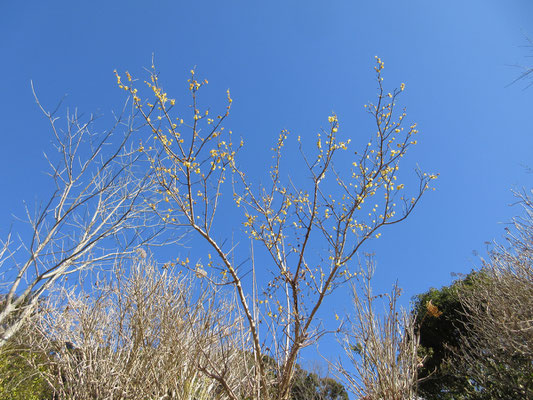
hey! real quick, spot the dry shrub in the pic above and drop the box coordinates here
[455,190,533,398]
[335,257,420,400]
[22,256,254,400]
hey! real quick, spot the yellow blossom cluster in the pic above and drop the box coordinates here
[113,65,240,231]
[113,60,437,332]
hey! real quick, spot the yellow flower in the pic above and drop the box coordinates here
[195,266,207,279]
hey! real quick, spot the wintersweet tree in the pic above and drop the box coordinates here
[115,57,437,400]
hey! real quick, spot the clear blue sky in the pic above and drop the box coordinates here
[1,0,532,374]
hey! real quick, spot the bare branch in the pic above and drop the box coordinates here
[0,92,165,347]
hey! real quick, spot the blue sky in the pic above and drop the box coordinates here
[1,0,532,374]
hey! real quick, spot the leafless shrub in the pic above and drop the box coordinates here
[0,89,165,347]
[334,256,420,400]
[21,256,254,400]
[455,190,533,398]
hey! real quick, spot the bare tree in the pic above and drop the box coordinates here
[508,35,533,89]
[115,57,436,400]
[333,256,420,400]
[20,255,253,400]
[0,89,163,347]
[455,190,533,398]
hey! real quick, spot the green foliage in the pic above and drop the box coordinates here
[414,269,533,400]
[463,350,533,400]
[289,364,348,400]
[260,355,348,400]
[0,295,52,400]
[0,344,52,400]
[412,272,479,399]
